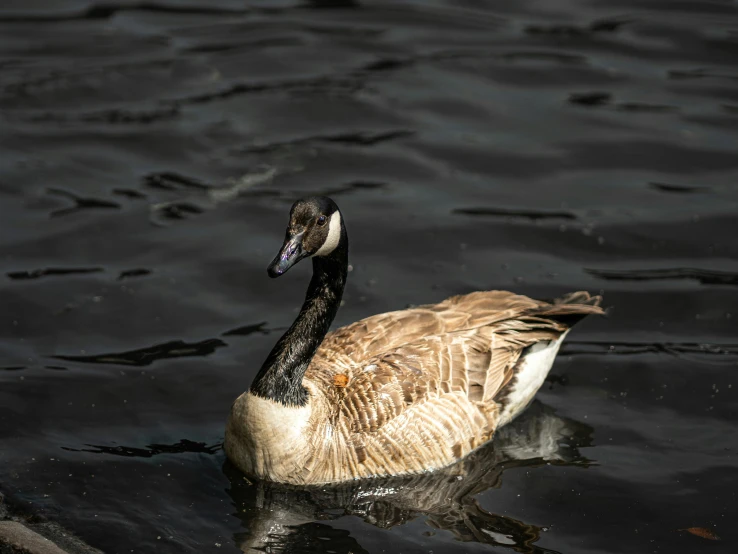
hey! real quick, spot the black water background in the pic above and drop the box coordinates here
[1,1,737,553]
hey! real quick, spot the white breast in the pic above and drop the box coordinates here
[225,391,313,480]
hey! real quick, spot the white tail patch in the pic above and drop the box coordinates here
[498,331,569,427]
[313,211,341,257]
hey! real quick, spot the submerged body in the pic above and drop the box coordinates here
[224,197,603,485]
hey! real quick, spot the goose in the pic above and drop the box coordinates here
[224,196,603,485]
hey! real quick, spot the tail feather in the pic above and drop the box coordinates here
[538,291,604,328]
[553,291,602,307]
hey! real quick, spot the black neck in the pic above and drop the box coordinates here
[250,233,348,407]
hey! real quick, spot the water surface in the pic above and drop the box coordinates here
[1,1,737,553]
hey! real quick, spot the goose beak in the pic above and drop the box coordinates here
[267,232,307,278]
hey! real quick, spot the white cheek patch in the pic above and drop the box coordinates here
[313,211,342,257]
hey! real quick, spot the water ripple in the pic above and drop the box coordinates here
[0,3,249,23]
[52,338,226,367]
[62,439,221,458]
[453,207,577,220]
[7,267,103,280]
[562,341,738,357]
[585,267,738,285]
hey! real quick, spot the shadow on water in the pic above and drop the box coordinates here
[224,402,593,554]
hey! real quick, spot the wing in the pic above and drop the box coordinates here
[318,290,549,364]
[312,290,582,434]
[303,290,602,479]
[338,319,563,435]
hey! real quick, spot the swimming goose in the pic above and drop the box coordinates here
[224,196,603,485]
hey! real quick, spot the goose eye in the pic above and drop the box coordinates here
[317,215,327,226]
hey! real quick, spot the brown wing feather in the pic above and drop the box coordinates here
[302,290,603,481]
[319,290,548,361]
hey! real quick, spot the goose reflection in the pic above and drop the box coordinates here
[224,401,594,553]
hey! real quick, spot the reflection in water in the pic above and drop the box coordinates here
[225,402,593,553]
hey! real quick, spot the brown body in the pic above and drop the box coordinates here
[225,290,603,485]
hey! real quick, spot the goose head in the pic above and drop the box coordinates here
[267,196,344,278]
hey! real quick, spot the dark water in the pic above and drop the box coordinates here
[1,1,737,552]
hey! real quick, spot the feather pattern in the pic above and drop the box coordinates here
[226,289,603,485]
